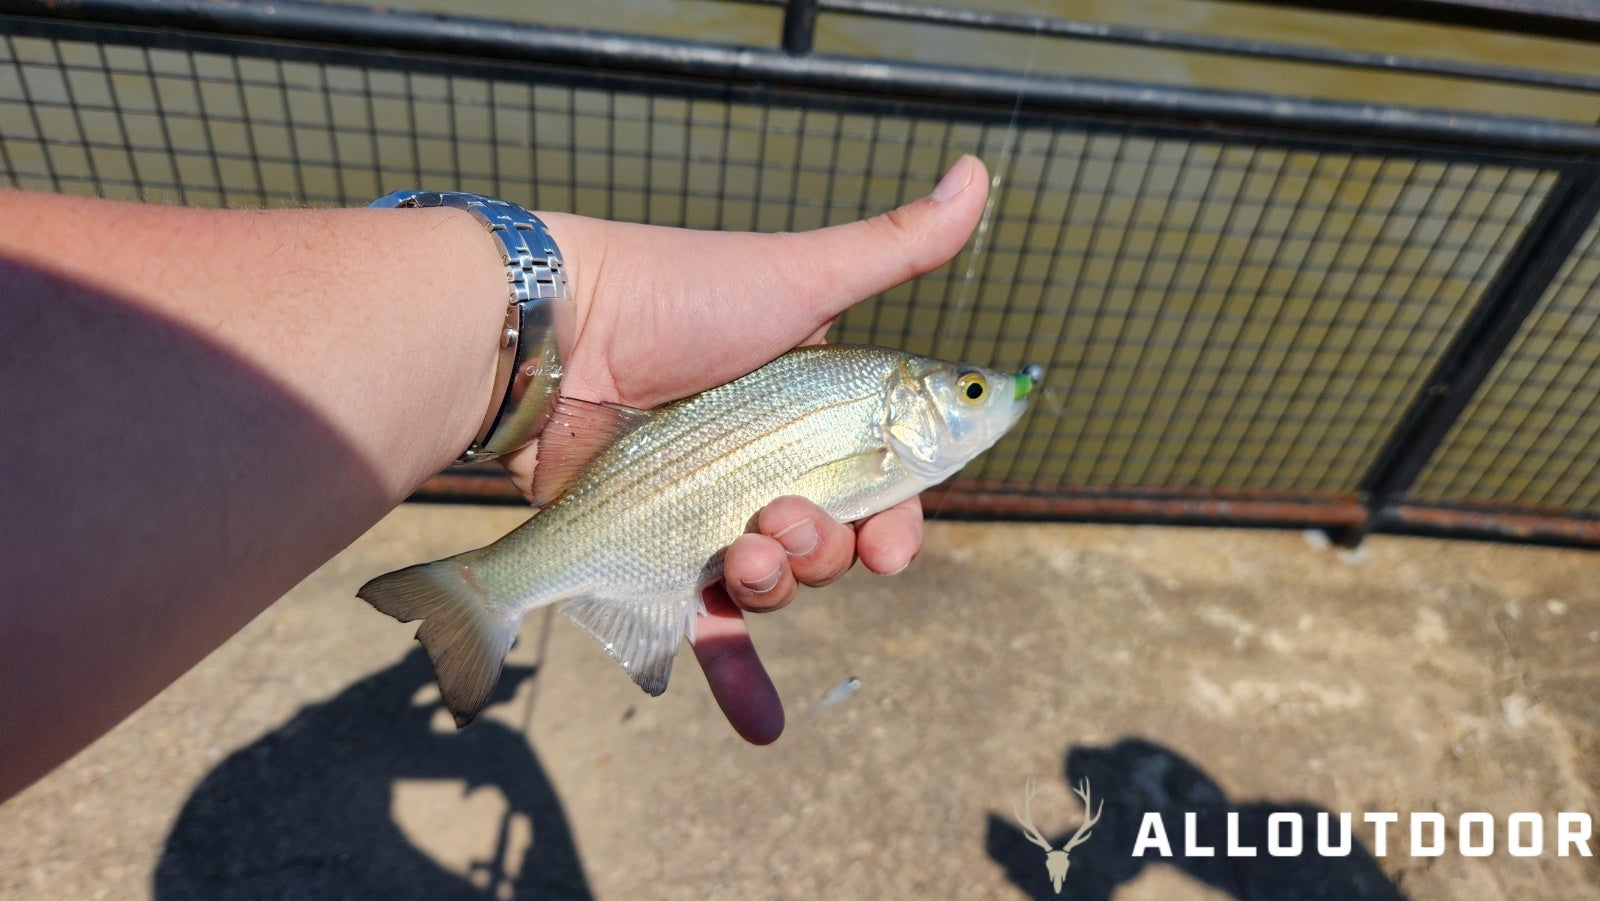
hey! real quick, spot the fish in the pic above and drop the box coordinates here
[358,344,1037,726]
[810,676,863,715]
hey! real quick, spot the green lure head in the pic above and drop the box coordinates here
[1014,364,1044,400]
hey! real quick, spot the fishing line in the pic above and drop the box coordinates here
[927,19,1046,523]
[945,15,1044,358]
[1033,383,1072,418]
[475,604,558,889]
[516,605,558,732]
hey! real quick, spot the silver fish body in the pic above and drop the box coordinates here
[359,344,1033,725]
[810,676,863,714]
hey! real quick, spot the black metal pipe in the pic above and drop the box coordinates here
[813,0,1600,95]
[1223,0,1600,44]
[1337,165,1600,546]
[780,0,818,56]
[5,0,1600,155]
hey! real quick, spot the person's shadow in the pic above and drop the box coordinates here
[154,648,592,900]
[986,737,1403,900]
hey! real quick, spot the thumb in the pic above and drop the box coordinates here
[772,154,990,325]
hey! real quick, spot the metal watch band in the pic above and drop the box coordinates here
[372,189,568,464]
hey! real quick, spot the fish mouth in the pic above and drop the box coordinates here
[989,377,1032,440]
[1001,395,1029,434]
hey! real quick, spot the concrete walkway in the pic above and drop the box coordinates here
[3,504,1596,899]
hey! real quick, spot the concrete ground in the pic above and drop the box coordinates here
[2,504,1596,900]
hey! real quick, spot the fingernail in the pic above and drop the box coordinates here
[930,155,973,201]
[774,519,820,557]
[878,548,918,577]
[740,567,782,594]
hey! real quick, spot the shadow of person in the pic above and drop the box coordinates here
[154,648,592,900]
[987,737,1402,900]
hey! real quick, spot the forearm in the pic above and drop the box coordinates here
[0,190,508,797]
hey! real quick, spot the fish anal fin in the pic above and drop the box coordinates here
[561,593,704,696]
[532,397,650,506]
[357,559,520,727]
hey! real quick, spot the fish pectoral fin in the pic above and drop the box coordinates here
[561,592,704,696]
[532,396,651,506]
[358,558,520,728]
[791,448,900,524]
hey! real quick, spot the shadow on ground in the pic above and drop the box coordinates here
[987,737,1404,900]
[154,649,592,900]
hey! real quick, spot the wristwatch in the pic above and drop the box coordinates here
[371,190,568,464]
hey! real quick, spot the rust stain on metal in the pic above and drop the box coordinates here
[408,474,1598,548]
[1386,504,1600,547]
[414,471,528,505]
[921,480,1367,527]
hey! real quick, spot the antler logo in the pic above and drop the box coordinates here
[1014,775,1104,895]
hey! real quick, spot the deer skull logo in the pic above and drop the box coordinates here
[1014,776,1104,895]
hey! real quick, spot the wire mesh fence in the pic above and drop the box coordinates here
[2,1,1596,546]
[838,134,1554,496]
[1413,215,1600,513]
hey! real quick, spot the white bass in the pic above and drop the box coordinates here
[359,344,1037,725]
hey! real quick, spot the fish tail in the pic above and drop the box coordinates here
[357,556,520,728]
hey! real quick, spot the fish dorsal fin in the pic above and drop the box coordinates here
[561,592,705,696]
[532,396,650,506]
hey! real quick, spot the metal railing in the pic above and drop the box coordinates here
[2,0,1596,547]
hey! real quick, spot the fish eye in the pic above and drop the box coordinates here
[956,372,988,404]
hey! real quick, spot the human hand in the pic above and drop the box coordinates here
[500,155,990,743]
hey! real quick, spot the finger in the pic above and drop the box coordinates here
[769,154,989,325]
[723,532,797,613]
[757,495,857,588]
[855,495,924,575]
[692,586,784,744]
[537,156,989,409]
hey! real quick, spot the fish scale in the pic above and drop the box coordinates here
[479,357,889,598]
[358,344,1036,726]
